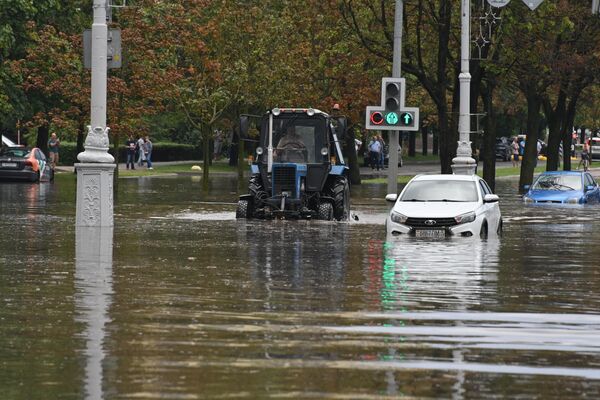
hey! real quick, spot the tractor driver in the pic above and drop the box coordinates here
[276,126,307,162]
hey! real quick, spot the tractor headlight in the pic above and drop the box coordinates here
[256,146,264,155]
[455,211,476,224]
[566,197,580,204]
[321,147,328,156]
[390,211,408,224]
[272,107,281,116]
[307,108,315,116]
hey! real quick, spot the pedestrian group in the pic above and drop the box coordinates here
[126,134,153,170]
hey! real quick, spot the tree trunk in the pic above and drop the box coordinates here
[543,90,567,172]
[203,125,210,188]
[422,126,428,156]
[36,125,49,156]
[518,88,542,193]
[481,82,497,192]
[562,92,580,171]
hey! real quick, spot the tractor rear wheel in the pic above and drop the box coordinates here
[317,202,333,221]
[236,199,252,219]
[328,176,350,221]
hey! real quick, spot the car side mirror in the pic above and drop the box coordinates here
[239,115,250,139]
[483,194,499,203]
[523,184,530,191]
[586,185,595,192]
[385,194,398,202]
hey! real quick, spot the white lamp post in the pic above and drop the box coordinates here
[75,0,116,227]
[452,0,477,175]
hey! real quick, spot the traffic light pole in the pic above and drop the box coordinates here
[387,0,403,195]
[452,0,477,175]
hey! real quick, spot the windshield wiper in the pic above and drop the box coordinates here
[438,199,463,202]
[402,199,427,202]
[551,182,575,191]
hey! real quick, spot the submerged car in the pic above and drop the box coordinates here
[523,171,600,204]
[385,174,501,238]
[0,147,54,182]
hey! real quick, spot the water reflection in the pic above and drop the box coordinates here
[75,227,113,400]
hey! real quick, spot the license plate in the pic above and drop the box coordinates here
[1,162,17,168]
[415,229,445,238]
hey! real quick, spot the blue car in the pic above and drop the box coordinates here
[523,171,600,204]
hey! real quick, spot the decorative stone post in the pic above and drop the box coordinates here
[76,0,116,227]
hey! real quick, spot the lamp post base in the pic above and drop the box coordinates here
[75,163,116,227]
[452,156,477,175]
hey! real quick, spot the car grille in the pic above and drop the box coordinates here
[272,165,296,196]
[405,217,458,228]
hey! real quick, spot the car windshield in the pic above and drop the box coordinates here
[400,180,479,202]
[532,174,582,191]
[0,148,29,158]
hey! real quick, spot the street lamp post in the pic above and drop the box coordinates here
[452,0,477,175]
[75,0,116,227]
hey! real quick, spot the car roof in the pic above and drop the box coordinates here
[539,170,583,176]
[411,174,480,182]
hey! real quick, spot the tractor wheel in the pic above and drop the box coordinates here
[236,199,252,219]
[328,176,350,221]
[249,174,267,206]
[317,202,333,221]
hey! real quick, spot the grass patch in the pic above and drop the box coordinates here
[479,165,546,178]
[361,175,414,184]
[118,162,237,177]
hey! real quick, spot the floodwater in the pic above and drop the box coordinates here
[1,173,600,399]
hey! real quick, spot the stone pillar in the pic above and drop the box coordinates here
[76,163,115,227]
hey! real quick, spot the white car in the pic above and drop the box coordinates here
[385,174,501,238]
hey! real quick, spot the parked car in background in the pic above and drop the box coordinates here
[0,147,54,182]
[479,137,512,161]
[523,171,600,204]
[590,137,600,159]
[385,174,501,238]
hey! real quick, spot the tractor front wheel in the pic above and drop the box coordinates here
[236,199,252,219]
[317,202,333,221]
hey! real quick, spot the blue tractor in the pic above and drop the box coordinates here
[236,107,350,221]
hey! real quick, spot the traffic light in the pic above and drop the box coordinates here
[365,77,419,131]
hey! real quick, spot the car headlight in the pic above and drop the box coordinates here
[566,197,580,204]
[455,211,476,224]
[523,196,534,203]
[390,211,408,224]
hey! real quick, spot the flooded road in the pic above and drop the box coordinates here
[1,174,600,398]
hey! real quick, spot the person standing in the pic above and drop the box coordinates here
[377,134,386,170]
[368,135,382,171]
[137,136,146,166]
[47,132,60,169]
[511,137,520,167]
[144,136,153,169]
[125,134,136,170]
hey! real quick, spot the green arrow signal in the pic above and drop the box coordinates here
[400,112,413,126]
[385,112,399,125]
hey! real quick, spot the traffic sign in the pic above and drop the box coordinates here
[522,0,543,10]
[487,0,511,7]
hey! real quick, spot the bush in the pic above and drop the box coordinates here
[57,141,202,166]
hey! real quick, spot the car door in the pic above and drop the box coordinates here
[478,179,499,230]
[34,149,48,179]
[584,173,599,203]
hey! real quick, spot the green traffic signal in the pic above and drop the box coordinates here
[400,112,413,126]
[385,112,398,125]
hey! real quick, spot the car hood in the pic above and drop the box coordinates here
[525,189,582,202]
[393,201,480,218]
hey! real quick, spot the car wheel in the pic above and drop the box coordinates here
[497,219,503,236]
[30,170,40,183]
[479,221,488,239]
